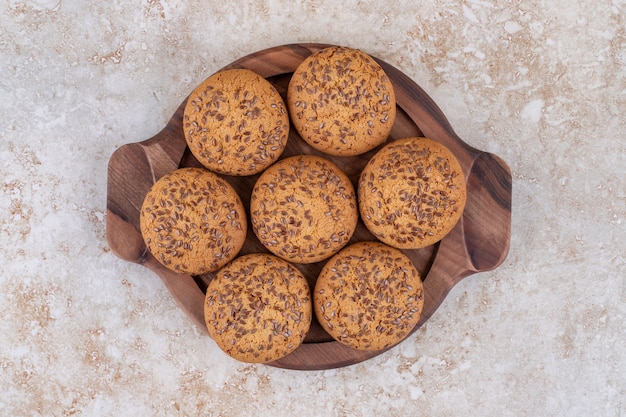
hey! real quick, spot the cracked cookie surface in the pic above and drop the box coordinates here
[313,241,424,350]
[184,69,289,176]
[140,167,247,274]
[287,46,396,156]
[204,253,312,363]
[358,137,467,249]
[250,155,358,264]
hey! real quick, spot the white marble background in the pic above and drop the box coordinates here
[1,0,625,416]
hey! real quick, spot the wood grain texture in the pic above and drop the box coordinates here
[106,43,512,370]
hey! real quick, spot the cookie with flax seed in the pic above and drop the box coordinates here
[358,137,467,249]
[183,69,289,176]
[313,241,424,350]
[287,46,396,156]
[204,253,312,363]
[250,155,358,264]
[139,167,247,275]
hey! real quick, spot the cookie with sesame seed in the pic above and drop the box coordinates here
[358,137,467,249]
[250,155,358,264]
[287,46,396,156]
[313,241,424,351]
[204,253,312,363]
[183,69,289,176]
[139,167,247,275]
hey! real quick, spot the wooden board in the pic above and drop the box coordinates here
[106,43,512,370]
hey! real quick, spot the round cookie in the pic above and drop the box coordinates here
[358,137,467,249]
[250,155,358,264]
[313,241,424,350]
[139,167,247,275]
[287,46,396,156]
[204,253,312,363]
[183,69,289,176]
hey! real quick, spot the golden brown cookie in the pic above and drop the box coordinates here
[313,241,423,350]
[287,46,396,156]
[250,155,358,264]
[183,69,289,176]
[204,253,312,363]
[139,167,247,275]
[358,137,467,249]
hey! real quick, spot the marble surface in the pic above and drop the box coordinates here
[1,0,625,415]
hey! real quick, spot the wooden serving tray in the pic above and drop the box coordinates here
[106,44,511,370]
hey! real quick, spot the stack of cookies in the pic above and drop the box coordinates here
[138,46,467,362]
